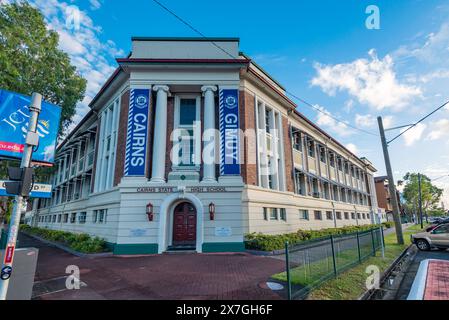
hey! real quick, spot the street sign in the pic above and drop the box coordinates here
[0,89,61,165]
[0,180,52,198]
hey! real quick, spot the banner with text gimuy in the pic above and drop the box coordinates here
[219,88,240,175]
[124,88,150,176]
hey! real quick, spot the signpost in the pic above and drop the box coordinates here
[0,91,60,300]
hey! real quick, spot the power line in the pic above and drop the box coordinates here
[387,100,449,144]
[150,0,379,137]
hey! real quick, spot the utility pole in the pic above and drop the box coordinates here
[377,116,404,244]
[418,173,423,229]
[0,93,41,300]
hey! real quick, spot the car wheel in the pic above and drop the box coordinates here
[416,239,431,251]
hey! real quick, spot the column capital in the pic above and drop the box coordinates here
[153,85,170,93]
[201,85,217,93]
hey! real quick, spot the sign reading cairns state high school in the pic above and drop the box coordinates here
[124,89,150,176]
[0,89,61,165]
[219,89,240,175]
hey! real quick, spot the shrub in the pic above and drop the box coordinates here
[20,224,107,253]
[382,221,394,229]
[245,223,386,251]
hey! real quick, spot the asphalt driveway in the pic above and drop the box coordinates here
[17,233,285,300]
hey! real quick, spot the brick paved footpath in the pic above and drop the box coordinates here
[17,233,285,300]
[424,260,449,300]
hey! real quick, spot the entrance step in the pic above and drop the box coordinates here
[163,250,197,255]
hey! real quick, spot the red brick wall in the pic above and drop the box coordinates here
[114,90,129,186]
[282,116,295,192]
[239,90,258,186]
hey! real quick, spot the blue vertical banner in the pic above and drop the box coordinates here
[124,88,150,176]
[219,88,240,175]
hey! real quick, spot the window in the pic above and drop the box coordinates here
[357,212,361,219]
[93,209,107,224]
[79,212,87,224]
[292,129,302,151]
[344,162,349,174]
[52,215,57,223]
[57,214,62,223]
[314,211,322,220]
[307,139,315,157]
[294,170,306,196]
[362,213,366,219]
[336,212,342,220]
[299,210,309,220]
[351,212,355,220]
[319,146,326,163]
[269,208,278,221]
[367,213,370,219]
[94,98,120,192]
[99,209,107,223]
[344,212,349,220]
[70,213,77,223]
[326,211,333,220]
[432,224,449,234]
[265,108,271,133]
[337,157,343,171]
[63,214,69,223]
[279,208,286,221]
[173,96,200,167]
[329,152,335,167]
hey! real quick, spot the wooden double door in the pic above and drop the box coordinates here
[172,202,197,246]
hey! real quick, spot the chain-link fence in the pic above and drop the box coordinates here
[275,227,384,300]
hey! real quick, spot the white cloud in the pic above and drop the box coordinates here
[311,49,422,111]
[355,114,394,129]
[27,0,125,134]
[401,123,426,146]
[427,118,449,140]
[345,143,358,155]
[315,105,353,137]
[89,0,102,10]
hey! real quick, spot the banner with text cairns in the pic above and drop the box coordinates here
[0,89,61,165]
[219,89,240,175]
[124,88,150,176]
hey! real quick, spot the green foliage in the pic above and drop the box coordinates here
[402,173,443,212]
[245,223,391,251]
[0,1,86,135]
[20,224,107,254]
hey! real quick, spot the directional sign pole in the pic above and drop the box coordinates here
[0,93,41,300]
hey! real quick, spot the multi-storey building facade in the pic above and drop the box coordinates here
[25,37,383,255]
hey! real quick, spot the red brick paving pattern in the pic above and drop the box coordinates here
[24,235,285,300]
[424,260,449,300]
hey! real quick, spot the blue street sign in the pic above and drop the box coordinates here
[0,89,62,165]
[0,180,52,198]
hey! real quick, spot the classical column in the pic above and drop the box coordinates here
[201,85,217,182]
[150,85,170,183]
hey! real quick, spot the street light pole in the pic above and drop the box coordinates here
[377,116,404,245]
[0,93,41,300]
[418,173,423,229]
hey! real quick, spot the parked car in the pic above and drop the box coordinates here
[425,217,449,232]
[412,223,449,251]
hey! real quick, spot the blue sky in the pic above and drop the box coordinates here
[7,0,449,205]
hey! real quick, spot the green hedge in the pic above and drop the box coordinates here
[20,224,107,254]
[245,223,393,252]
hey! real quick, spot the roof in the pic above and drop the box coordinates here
[131,37,240,42]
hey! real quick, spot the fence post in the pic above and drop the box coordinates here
[380,226,385,258]
[356,231,362,262]
[371,229,376,256]
[285,241,292,300]
[330,235,338,276]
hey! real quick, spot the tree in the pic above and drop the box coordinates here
[0,1,87,134]
[402,172,443,215]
